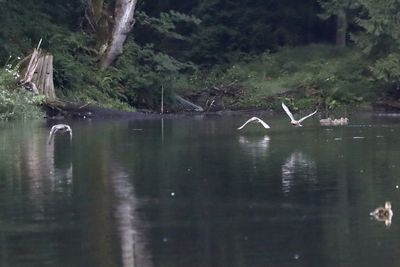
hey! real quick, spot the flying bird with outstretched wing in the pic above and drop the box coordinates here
[48,124,72,144]
[237,117,271,130]
[281,102,317,127]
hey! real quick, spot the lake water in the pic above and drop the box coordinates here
[0,112,400,267]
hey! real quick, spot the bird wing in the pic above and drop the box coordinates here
[47,125,60,144]
[254,117,271,129]
[66,125,73,139]
[298,109,318,123]
[238,117,271,130]
[237,117,258,130]
[47,124,73,144]
[281,102,295,122]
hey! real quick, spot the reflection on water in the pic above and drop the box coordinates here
[29,132,73,219]
[1,115,400,266]
[111,167,153,267]
[238,135,270,155]
[281,151,316,194]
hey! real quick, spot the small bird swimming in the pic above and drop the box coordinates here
[319,118,333,126]
[281,102,317,127]
[320,117,348,126]
[237,117,271,130]
[370,201,393,226]
[48,124,72,144]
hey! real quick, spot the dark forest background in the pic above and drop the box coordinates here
[1,0,400,117]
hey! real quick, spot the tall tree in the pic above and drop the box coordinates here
[186,0,328,64]
[318,0,359,47]
[86,0,138,69]
[352,0,400,85]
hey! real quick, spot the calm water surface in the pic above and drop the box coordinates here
[1,113,400,267]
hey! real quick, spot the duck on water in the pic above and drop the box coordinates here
[370,201,393,226]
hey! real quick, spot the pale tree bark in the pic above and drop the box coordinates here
[86,0,138,69]
[336,8,347,47]
[21,39,57,101]
[100,0,138,69]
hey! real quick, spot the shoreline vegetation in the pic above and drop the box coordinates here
[1,44,394,120]
[2,1,400,120]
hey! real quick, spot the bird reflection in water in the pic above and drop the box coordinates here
[238,135,270,156]
[370,201,393,227]
[281,152,316,194]
[24,128,73,220]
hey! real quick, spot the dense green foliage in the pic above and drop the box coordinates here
[0,67,44,120]
[354,1,400,85]
[186,44,373,110]
[0,0,400,118]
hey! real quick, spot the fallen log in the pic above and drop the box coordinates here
[43,99,161,119]
[174,95,204,112]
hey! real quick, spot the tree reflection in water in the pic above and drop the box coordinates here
[111,167,153,267]
[25,128,73,219]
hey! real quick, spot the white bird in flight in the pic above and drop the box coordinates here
[237,117,271,130]
[281,102,317,127]
[48,124,72,144]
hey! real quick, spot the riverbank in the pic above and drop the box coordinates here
[2,44,400,120]
[177,45,378,112]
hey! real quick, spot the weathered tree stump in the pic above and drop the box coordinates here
[32,53,56,101]
[20,39,56,101]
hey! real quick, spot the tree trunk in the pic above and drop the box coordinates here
[100,0,138,69]
[86,0,113,54]
[336,8,347,47]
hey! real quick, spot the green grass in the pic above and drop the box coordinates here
[181,44,376,110]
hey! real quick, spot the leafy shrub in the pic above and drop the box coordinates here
[0,69,44,120]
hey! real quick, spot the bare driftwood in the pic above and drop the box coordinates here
[22,38,42,84]
[43,99,162,119]
[161,85,164,114]
[183,83,244,112]
[174,95,204,112]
